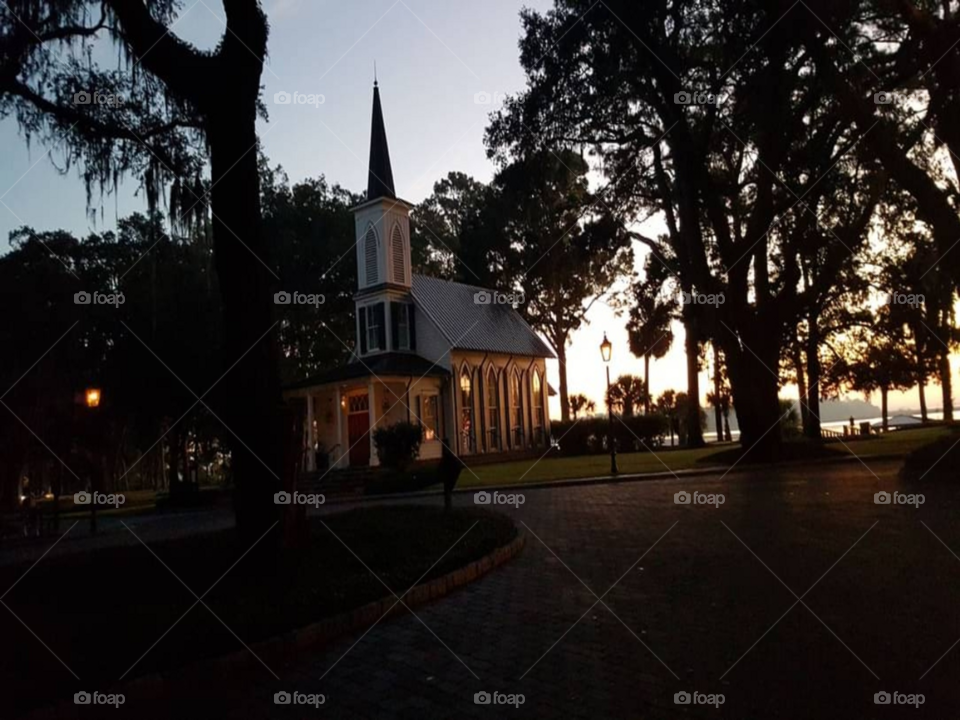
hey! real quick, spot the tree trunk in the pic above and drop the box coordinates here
[207,105,282,547]
[940,352,953,422]
[723,406,732,442]
[712,343,723,442]
[918,369,928,421]
[167,426,181,490]
[881,386,889,432]
[683,313,705,448]
[557,343,570,422]
[793,346,808,432]
[644,354,651,415]
[803,321,822,439]
[724,332,782,460]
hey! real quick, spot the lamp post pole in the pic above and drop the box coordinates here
[600,334,618,475]
[84,388,101,535]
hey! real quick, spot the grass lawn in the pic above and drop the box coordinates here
[2,506,515,718]
[454,425,953,489]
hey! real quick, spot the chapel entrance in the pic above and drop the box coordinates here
[347,394,371,467]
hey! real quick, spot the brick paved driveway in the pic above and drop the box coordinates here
[22,460,951,719]
[138,458,953,720]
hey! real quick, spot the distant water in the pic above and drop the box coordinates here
[702,409,955,443]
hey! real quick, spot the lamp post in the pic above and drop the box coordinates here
[600,333,618,475]
[84,387,101,535]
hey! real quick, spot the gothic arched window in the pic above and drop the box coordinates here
[460,366,474,454]
[364,225,379,285]
[391,224,405,284]
[486,367,499,450]
[510,370,523,447]
[532,369,545,445]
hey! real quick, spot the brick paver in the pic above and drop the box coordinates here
[179,459,960,719]
[16,460,959,718]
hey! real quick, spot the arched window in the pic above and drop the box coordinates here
[364,225,379,285]
[459,366,474,454]
[486,367,499,451]
[532,369,545,445]
[510,370,523,447]
[391,224,405,284]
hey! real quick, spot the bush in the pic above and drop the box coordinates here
[551,415,668,456]
[899,429,960,482]
[372,421,423,471]
[615,414,670,451]
[365,462,441,496]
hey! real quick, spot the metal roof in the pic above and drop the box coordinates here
[284,352,449,391]
[411,274,555,358]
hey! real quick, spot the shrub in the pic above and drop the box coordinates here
[551,415,667,456]
[372,422,423,471]
[365,462,441,496]
[899,429,960,482]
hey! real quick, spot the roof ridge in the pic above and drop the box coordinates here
[411,272,502,294]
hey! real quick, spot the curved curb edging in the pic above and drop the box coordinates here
[23,529,526,718]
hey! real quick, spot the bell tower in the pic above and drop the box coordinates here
[354,80,413,293]
[352,81,416,358]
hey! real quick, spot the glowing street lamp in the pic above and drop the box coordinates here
[85,388,101,408]
[600,333,612,363]
[600,333,618,475]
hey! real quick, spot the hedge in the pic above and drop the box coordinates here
[551,415,669,456]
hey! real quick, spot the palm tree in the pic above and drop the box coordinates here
[568,394,596,420]
[627,285,675,415]
[608,375,648,417]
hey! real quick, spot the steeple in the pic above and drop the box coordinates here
[367,80,396,201]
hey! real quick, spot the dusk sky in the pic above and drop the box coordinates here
[0,0,947,417]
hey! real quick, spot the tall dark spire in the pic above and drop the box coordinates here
[367,81,396,201]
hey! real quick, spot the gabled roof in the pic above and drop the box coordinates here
[411,274,555,358]
[284,352,449,391]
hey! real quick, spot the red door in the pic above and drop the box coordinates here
[348,412,371,467]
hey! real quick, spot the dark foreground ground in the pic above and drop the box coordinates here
[8,458,960,718]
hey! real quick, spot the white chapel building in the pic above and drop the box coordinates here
[285,82,555,470]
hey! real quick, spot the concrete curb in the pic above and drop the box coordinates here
[322,452,907,505]
[20,530,526,719]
